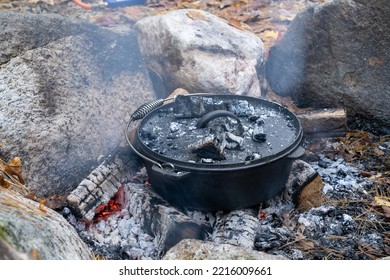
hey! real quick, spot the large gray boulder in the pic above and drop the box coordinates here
[266,0,390,134]
[0,188,93,260]
[0,12,155,198]
[135,9,266,98]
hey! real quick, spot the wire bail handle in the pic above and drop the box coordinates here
[125,97,174,171]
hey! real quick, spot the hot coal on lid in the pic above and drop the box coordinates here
[138,95,299,165]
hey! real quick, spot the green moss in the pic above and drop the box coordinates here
[0,221,17,245]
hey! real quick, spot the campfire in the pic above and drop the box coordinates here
[94,186,126,223]
[62,104,390,260]
[0,0,389,262]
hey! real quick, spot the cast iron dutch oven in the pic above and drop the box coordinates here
[126,94,304,211]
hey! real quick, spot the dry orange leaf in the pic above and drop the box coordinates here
[228,18,251,32]
[0,174,11,188]
[39,199,47,212]
[8,157,22,167]
[0,157,28,191]
[186,10,209,21]
[5,157,25,185]
[382,206,390,218]
[228,18,242,29]
[372,196,390,207]
[373,147,385,156]
[262,29,279,40]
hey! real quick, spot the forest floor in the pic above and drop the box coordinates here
[0,0,329,52]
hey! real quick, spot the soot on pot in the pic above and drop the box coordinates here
[139,95,298,165]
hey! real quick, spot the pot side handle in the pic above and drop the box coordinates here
[151,164,192,180]
[287,146,305,159]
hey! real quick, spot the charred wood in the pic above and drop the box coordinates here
[125,183,207,257]
[212,208,259,249]
[184,209,215,234]
[67,141,141,222]
[287,160,325,211]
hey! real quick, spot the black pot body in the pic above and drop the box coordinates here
[129,94,304,211]
[143,155,296,211]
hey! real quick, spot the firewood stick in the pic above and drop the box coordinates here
[125,183,207,257]
[212,208,259,249]
[67,140,141,221]
[296,108,347,138]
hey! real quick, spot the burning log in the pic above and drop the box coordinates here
[212,208,259,249]
[184,210,215,234]
[67,141,140,222]
[126,183,207,256]
[296,108,347,138]
[287,160,325,211]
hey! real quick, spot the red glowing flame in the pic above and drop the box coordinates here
[94,186,125,222]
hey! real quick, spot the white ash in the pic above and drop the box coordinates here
[255,155,388,260]
[63,153,388,260]
[62,187,158,260]
[314,155,372,200]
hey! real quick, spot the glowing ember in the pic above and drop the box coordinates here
[94,186,125,222]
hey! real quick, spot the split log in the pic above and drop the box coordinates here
[184,209,215,234]
[287,160,325,211]
[67,141,141,222]
[125,183,207,256]
[212,208,259,249]
[296,108,347,138]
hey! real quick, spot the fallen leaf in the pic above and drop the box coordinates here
[0,157,26,185]
[373,147,385,156]
[123,6,144,19]
[228,18,252,31]
[6,157,25,185]
[261,29,279,40]
[297,239,316,250]
[371,196,390,207]
[8,157,22,167]
[38,199,47,212]
[0,174,11,188]
[186,10,209,21]
[25,192,37,200]
[382,206,390,218]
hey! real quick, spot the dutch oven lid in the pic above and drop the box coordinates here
[128,94,303,171]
